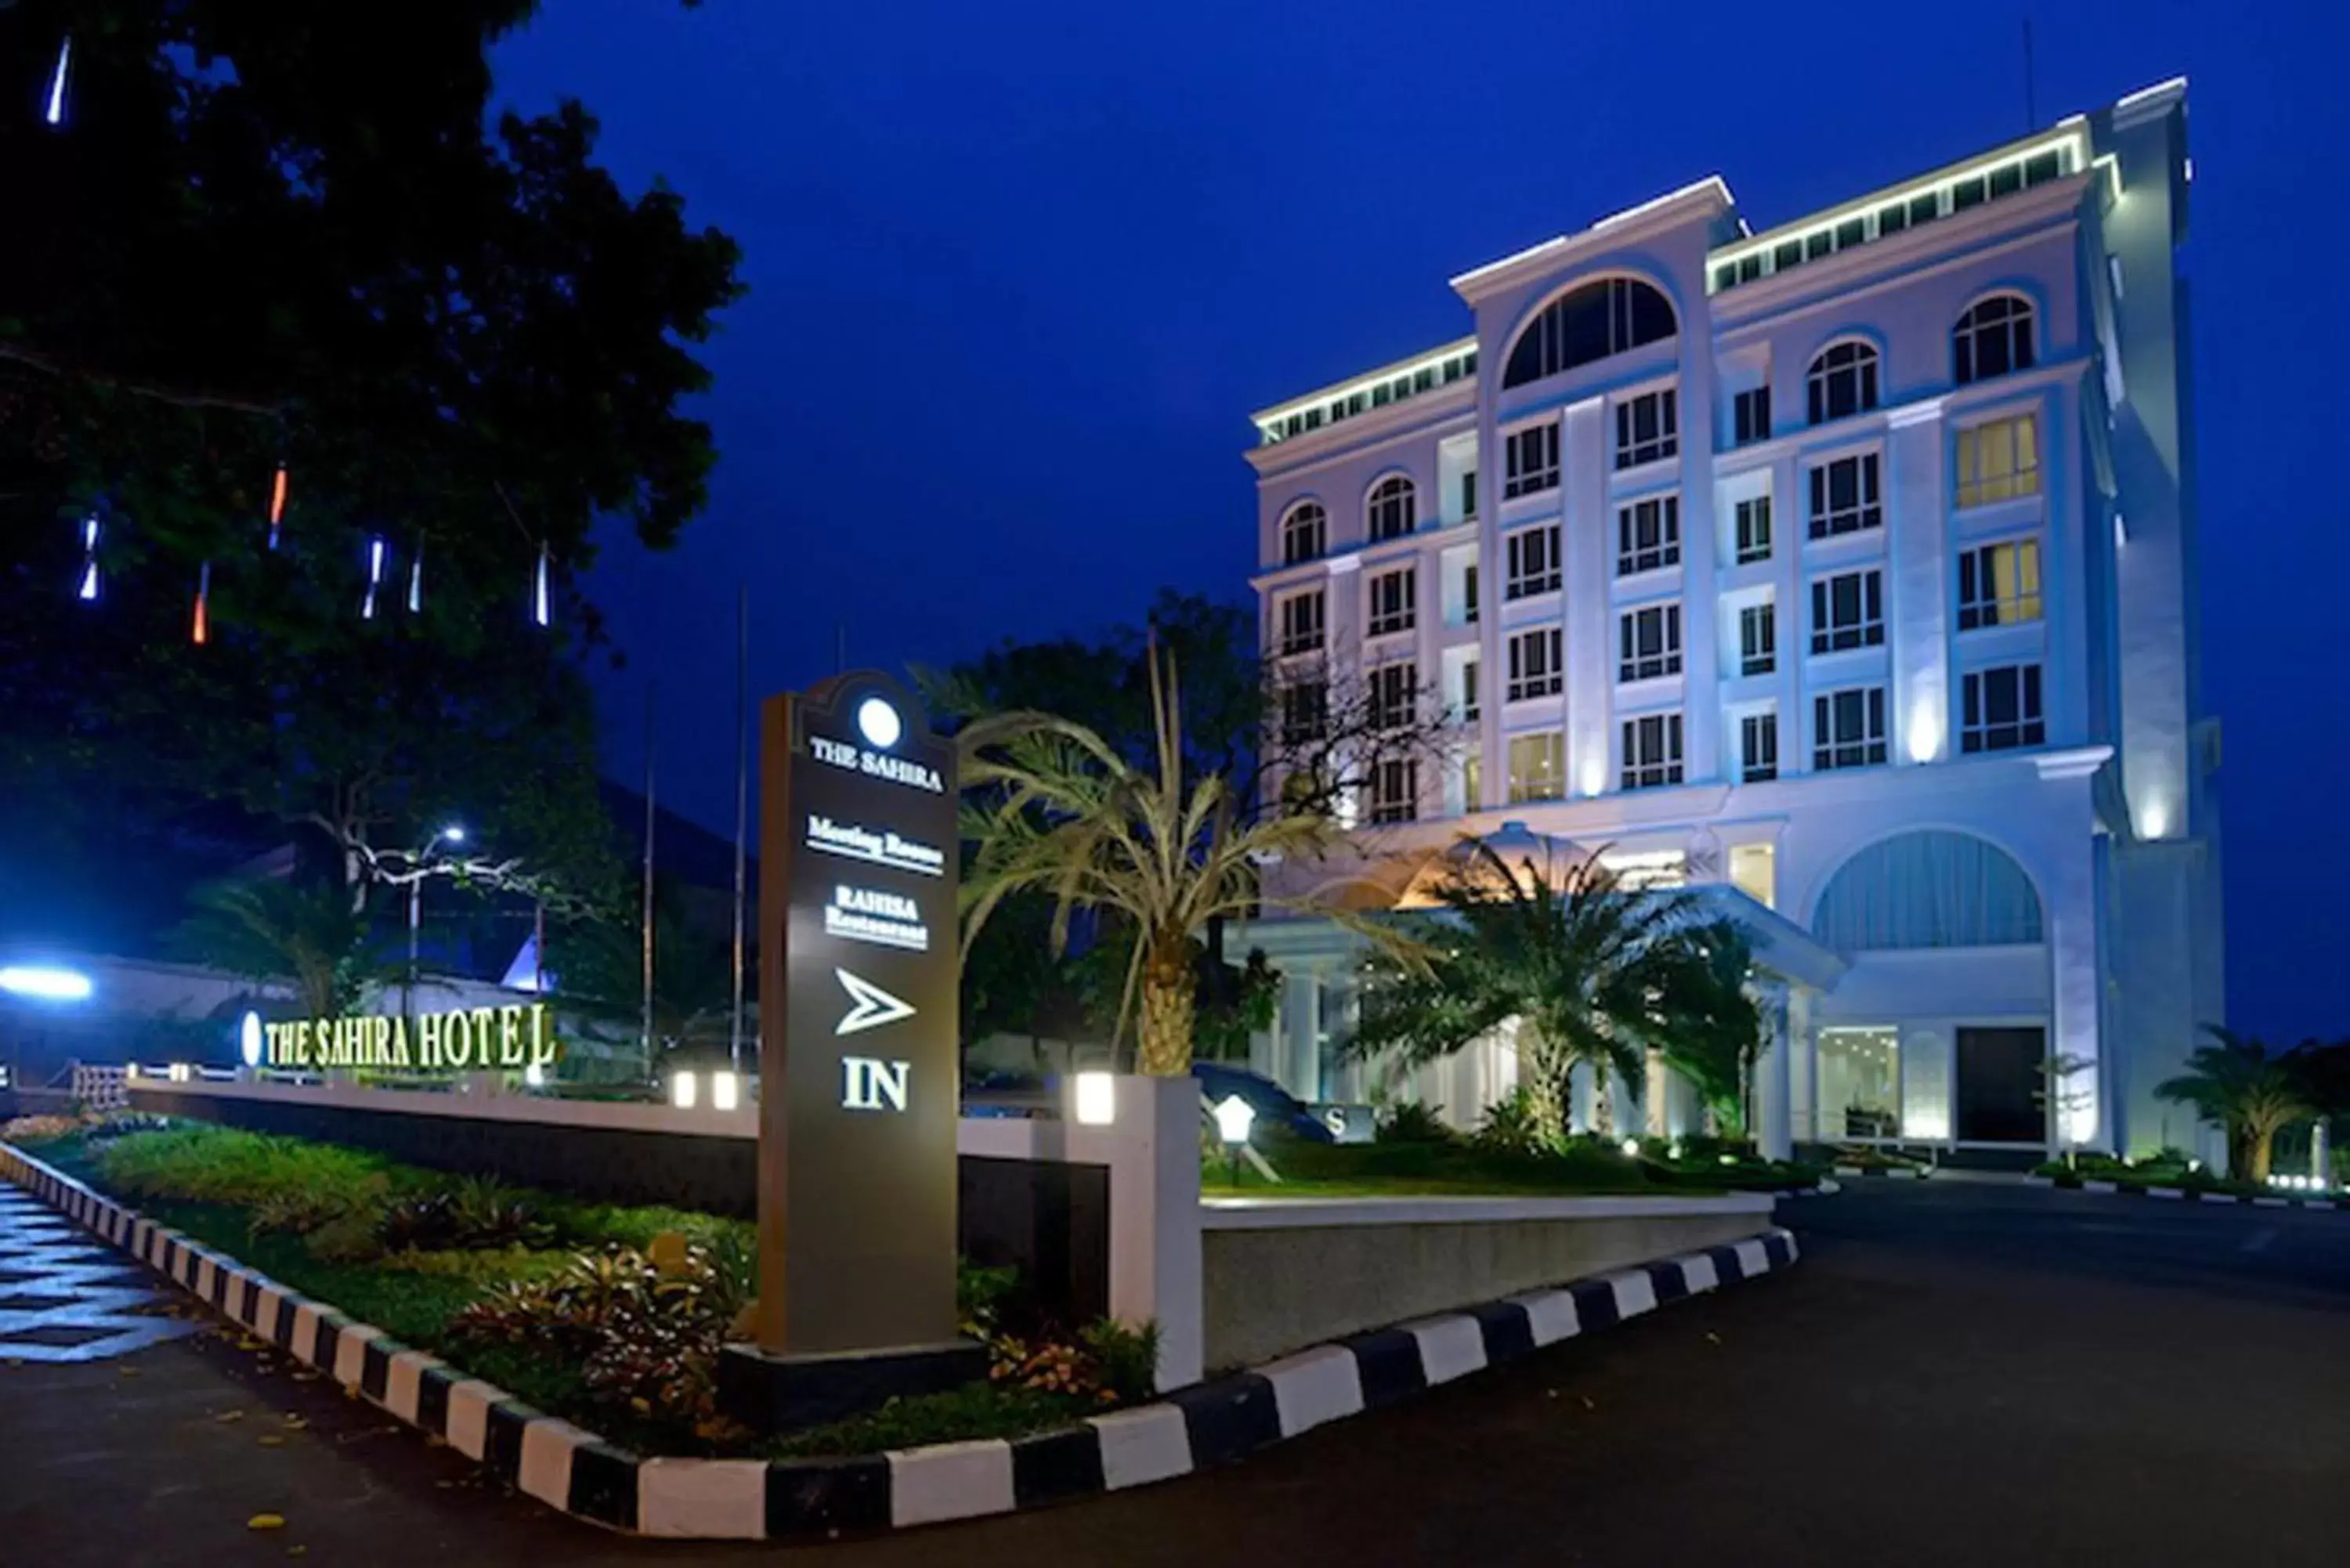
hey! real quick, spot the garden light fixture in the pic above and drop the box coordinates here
[1072,1071,1116,1126]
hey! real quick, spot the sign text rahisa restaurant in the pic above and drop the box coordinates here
[262,1002,562,1072]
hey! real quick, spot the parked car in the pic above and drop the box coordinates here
[1191,1060,1332,1143]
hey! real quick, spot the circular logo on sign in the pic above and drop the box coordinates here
[856,696,902,750]
[240,1009,263,1068]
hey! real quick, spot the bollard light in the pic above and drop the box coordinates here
[671,1070,698,1110]
[711,1070,739,1111]
[1620,1137,1640,1158]
[1213,1093,1256,1147]
[1072,1071,1116,1126]
[168,1061,192,1083]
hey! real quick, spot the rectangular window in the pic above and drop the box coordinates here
[1810,569,1885,653]
[1506,627,1563,702]
[1820,1027,1901,1141]
[1614,388,1679,469]
[1620,713,1684,790]
[1504,422,1560,497]
[1733,385,1771,446]
[1279,679,1328,746]
[1506,732,1566,803]
[1618,604,1683,682]
[1366,566,1416,637]
[1955,414,2041,508]
[1739,601,1776,676]
[1961,664,2046,753]
[1369,756,1418,824]
[1616,496,1680,576]
[1462,470,1478,519]
[1741,711,1778,782]
[1812,685,1888,770]
[1735,495,1772,563]
[1505,525,1562,599]
[1806,452,1882,538]
[1368,662,1416,732]
[1464,561,1480,623]
[1957,539,2044,630]
[1277,588,1325,656]
[1460,659,1480,723]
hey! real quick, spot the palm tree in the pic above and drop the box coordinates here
[2156,1026,2312,1183]
[957,647,1394,1076]
[1347,841,1734,1145]
[172,877,384,1020]
[1653,927,1766,1139]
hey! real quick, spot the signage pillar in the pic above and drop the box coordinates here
[718,671,981,1430]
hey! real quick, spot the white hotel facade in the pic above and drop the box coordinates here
[1238,80,2221,1162]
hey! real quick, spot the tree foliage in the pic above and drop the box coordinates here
[0,2,741,914]
[2156,1026,2316,1183]
[170,876,390,1020]
[1348,844,1749,1144]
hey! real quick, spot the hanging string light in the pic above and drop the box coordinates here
[191,562,212,645]
[407,541,424,614]
[266,461,289,551]
[77,515,99,602]
[361,536,385,620]
[532,544,551,627]
[42,37,71,128]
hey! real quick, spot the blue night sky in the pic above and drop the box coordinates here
[494,1,2348,1042]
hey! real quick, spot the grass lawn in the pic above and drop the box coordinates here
[1206,1134,1813,1199]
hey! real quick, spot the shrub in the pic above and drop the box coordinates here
[1470,1086,1556,1157]
[378,1176,554,1253]
[2,1114,89,1147]
[1374,1100,1454,1145]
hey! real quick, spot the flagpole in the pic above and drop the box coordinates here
[641,673,657,1072]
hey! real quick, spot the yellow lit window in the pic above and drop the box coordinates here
[1956,414,2040,508]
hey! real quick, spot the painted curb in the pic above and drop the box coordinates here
[2019,1169,2340,1211]
[2,1141,1797,1539]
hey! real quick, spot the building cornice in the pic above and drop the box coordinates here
[1448,177,1737,306]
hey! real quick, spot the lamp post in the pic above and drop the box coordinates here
[1213,1093,1256,1188]
[406,824,466,1024]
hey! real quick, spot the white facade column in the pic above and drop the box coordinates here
[2046,840,2106,1152]
[1754,985,1793,1159]
[1561,396,1611,795]
[1886,399,1950,767]
[1101,1074,1205,1391]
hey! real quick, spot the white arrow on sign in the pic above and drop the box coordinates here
[834,967,916,1036]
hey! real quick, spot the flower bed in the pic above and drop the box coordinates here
[4,1115,1152,1458]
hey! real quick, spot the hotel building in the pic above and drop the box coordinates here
[1238,79,2219,1162]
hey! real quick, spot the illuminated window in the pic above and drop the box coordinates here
[1953,294,2036,385]
[1956,414,2041,507]
[1961,664,2045,753]
[1366,566,1416,637]
[1729,840,1777,905]
[1276,588,1325,656]
[1810,569,1884,652]
[1957,539,2043,630]
[1506,627,1562,701]
[1813,685,1888,770]
[1614,388,1679,468]
[1736,495,1772,563]
[1367,476,1417,542]
[1617,497,1680,576]
[1806,341,1880,425]
[1620,713,1684,790]
[1819,1027,1901,1140]
[1504,421,1560,498]
[1807,453,1882,537]
[1280,501,1326,565]
[1502,276,1676,388]
[1618,604,1683,682]
[1505,525,1561,599]
[1507,732,1565,802]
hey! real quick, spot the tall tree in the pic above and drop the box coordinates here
[0,2,741,916]
[2156,1027,2313,1183]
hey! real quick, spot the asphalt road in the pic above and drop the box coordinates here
[4,1180,2348,1566]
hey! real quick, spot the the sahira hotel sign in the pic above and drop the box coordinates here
[259,1002,560,1073]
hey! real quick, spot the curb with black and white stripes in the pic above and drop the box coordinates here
[2,1141,1798,1539]
[2022,1172,2341,1211]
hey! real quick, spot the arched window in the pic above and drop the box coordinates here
[1953,294,2035,385]
[1806,341,1880,425]
[1280,501,1326,565]
[1502,277,1676,389]
[1365,476,1416,542]
[1813,829,2044,951]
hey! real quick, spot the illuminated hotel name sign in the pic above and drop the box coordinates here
[262,1002,561,1072]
